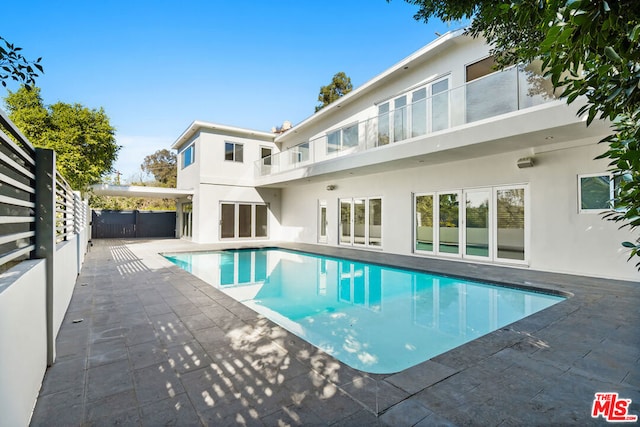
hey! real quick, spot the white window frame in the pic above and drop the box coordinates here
[224,141,244,163]
[338,196,382,249]
[326,122,360,154]
[219,202,269,240]
[413,184,529,265]
[578,173,614,214]
[180,143,195,169]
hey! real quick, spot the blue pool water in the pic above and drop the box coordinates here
[163,248,563,374]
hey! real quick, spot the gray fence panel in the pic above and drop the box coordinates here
[91,210,175,238]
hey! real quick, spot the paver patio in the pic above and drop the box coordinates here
[30,239,639,426]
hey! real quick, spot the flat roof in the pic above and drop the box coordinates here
[172,120,275,150]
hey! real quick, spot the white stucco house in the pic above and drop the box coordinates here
[171,29,637,282]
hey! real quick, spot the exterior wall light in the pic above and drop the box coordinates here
[517,157,534,168]
[326,185,336,191]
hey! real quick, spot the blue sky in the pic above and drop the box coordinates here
[2,1,453,182]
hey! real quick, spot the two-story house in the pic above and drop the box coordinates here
[171,29,636,282]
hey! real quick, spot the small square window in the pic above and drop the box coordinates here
[579,173,613,213]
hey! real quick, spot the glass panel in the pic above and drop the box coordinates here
[221,203,235,238]
[466,68,518,123]
[225,142,234,161]
[343,124,359,148]
[378,103,390,146]
[438,193,459,254]
[320,206,327,238]
[393,96,407,142]
[182,202,192,237]
[496,188,525,260]
[182,145,194,168]
[353,199,366,245]
[415,195,433,252]
[298,142,310,162]
[235,144,243,163]
[255,204,268,237]
[580,175,612,210]
[340,200,351,244]
[465,191,490,257]
[238,204,252,238]
[432,79,449,131]
[261,147,271,166]
[368,198,382,247]
[411,88,427,137]
[327,130,340,153]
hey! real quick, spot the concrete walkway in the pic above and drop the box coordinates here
[30,239,639,426]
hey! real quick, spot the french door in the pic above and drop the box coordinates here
[339,197,382,248]
[220,202,268,239]
[414,185,527,264]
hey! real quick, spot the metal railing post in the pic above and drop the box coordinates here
[34,148,56,366]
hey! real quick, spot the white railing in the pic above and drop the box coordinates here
[256,65,558,177]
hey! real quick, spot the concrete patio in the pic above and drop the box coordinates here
[30,239,639,426]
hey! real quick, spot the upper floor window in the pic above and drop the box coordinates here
[261,147,272,166]
[466,56,497,82]
[225,141,243,162]
[181,144,195,169]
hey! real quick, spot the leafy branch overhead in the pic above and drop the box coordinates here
[398,0,640,268]
[0,36,43,89]
[315,72,353,112]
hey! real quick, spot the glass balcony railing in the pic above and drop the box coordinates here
[255,65,558,178]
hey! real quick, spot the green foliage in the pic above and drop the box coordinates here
[141,149,177,187]
[398,0,640,268]
[89,193,176,211]
[315,72,353,112]
[4,86,120,190]
[0,36,43,89]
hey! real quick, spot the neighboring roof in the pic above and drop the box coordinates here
[172,120,275,150]
[90,184,194,199]
[275,28,467,142]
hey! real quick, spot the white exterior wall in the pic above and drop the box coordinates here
[279,138,638,281]
[0,260,47,427]
[191,183,281,244]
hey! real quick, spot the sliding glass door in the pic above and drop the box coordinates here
[414,185,527,264]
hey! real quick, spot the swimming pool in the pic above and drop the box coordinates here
[164,248,563,374]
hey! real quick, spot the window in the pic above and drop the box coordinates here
[225,142,243,162]
[261,147,272,166]
[326,123,359,153]
[377,103,390,146]
[181,202,192,238]
[339,197,382,248]
[220,202,269,239]
[579,173,614,213]
[181,144,195,169]
[466,56,497,83]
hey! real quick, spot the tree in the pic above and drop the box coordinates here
[397,0,640,268]
[0,36,43,89]
[315,72,353,112]
[4,86,119,190]
[141,149,177,187]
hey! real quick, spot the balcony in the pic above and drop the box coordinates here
[255,65,558,178]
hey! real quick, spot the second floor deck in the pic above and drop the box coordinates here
[255,65,561,180]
